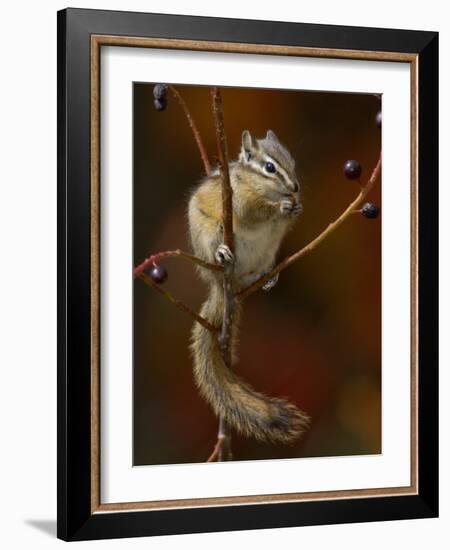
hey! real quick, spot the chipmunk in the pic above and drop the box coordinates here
[188,130,310,444]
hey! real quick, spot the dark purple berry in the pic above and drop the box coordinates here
[375,111,382,128]
[343,160,362,180]
[146,264,168,284]
[153,84,167,101]
[154,97,167,112]
[361,203,380,219]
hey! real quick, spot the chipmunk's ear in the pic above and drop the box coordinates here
[241,130,256,163]
[266,129,279,143]
[242,130,256,150]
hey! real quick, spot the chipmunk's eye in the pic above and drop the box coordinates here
[265,162,276,173]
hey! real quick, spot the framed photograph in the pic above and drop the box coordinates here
[57,8,438,541]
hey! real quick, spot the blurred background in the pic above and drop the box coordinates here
[133,83,381,466]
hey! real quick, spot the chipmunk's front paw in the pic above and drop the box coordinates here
[262,272,279,291]
[280,198,303,216]
[215,244,234,265]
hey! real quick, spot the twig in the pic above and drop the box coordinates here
[168,85,212,176]
[211,86,234,461]
[211,89,234,253]
[237,155,382,300]
[138,273,218,333]
[217,416,232,461]
[134,249,222,278]
[206,418,232,462]
[206,439,221,462]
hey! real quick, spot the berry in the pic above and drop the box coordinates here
[146,264,168,284]
[375,111,382,128]
[154,97,167,112]
[153,84,167,101]
[361,203,380,219]
[343,160,362,180]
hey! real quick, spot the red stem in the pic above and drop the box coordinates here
[134,249,222,278]
[168,85,212,176]
[210,86,234,462]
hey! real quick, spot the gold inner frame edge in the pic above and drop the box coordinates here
[90,35,419,514]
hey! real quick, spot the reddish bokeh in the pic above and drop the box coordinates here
[133,84,381,465]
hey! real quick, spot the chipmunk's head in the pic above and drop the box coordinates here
[238,130,300,198]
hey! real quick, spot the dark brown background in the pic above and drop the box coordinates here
[133,83,381,466]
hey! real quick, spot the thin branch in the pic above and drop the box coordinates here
[168,85,212,176]
[211,89,234,253]
[138,273,218,333]
[237,155,382,300]
[217,416,232,461]
[211,86,234,461]
[212,87,234,353]
[206,419,232,462]
[134,249,222,278]
[206,441,220,462]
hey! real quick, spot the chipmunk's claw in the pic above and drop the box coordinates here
[215,244,234,265]
[291,203,303,215]
[280,199,303,216]
[262,272,279,291]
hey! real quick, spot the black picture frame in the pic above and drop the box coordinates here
[57,7,438,541]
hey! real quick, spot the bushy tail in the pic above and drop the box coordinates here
[190,285,310,444]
